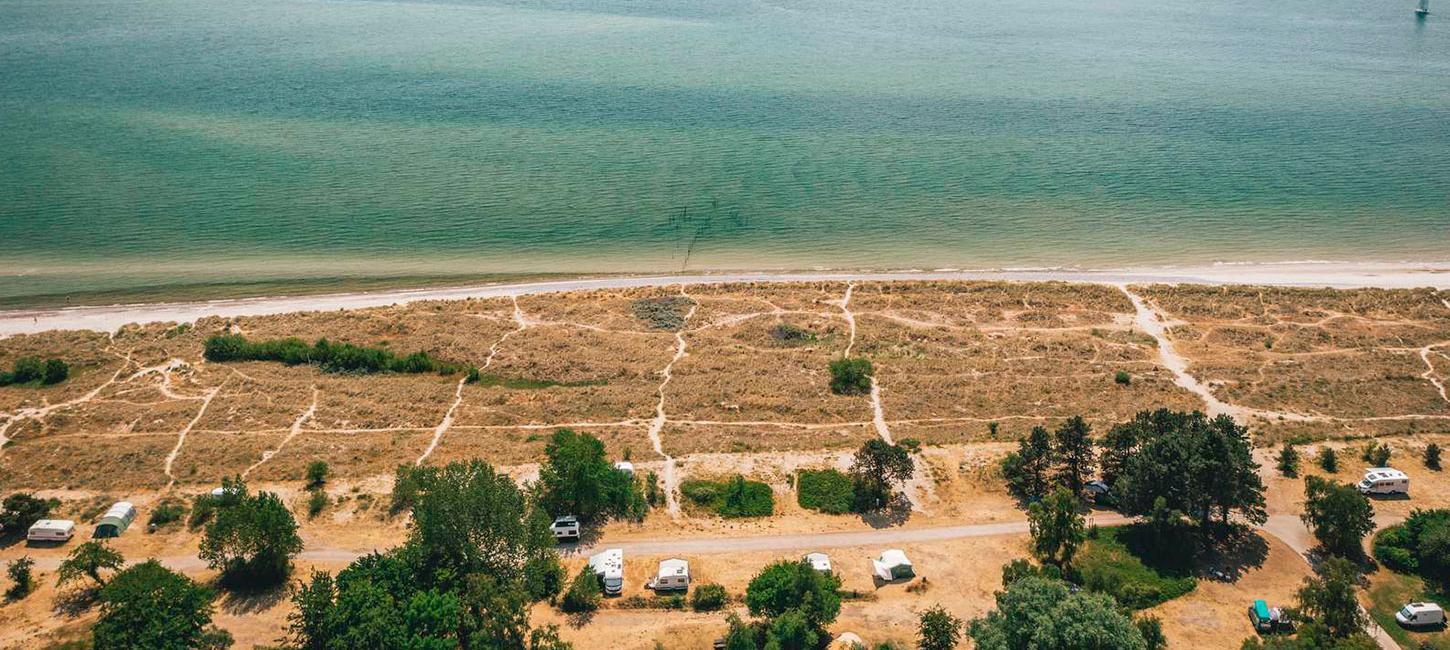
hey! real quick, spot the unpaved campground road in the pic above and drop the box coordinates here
[1264,514,1403,650]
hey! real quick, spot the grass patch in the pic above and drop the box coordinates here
[631,296,696,330]
[1368,571,1450,649]
[679,476,774,518]
[204,334,464,376]
[797,469,854,514]
[1071,525,1196,609]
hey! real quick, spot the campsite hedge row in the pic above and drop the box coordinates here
[680,476,774,518]
[796,469,854,515]
[204,334,464,375]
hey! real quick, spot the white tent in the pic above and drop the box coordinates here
[613,461,635,476]
[804,552,832,573]
[649,558,690,591]
[872,549,914,581]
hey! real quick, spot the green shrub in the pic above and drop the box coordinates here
[5,557,35,600]
[1318,447,1339,473]
[43,359,69,385]
[630,296,696,330]
[1425,443,1442,471]
[681,476,773,518]
[203,334,464,376]
[187,495,217,530]
[1070,526,1195,610]
[306,490,328,519]
[1114,371,1131,385]
[828,357,873,396]
[147,499,187,529]
[797,469,854,514]
[561,567,600,613]
[0,357,68,386]
[769,323,817,344]
[305,461,329,489]
[690,583,728,611]
[1373,509,1450,582]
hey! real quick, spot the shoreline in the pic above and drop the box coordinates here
[1,261,1447,337]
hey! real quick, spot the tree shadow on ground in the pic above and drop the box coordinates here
[218,581,290,616]
[566,609,596,628]
[1195,525,1270,582]
[858,494,912,529]
[53,586,99,618]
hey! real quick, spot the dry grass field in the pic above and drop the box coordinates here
[3,280,1450,649]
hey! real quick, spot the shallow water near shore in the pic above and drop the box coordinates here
[2,0,1447,304]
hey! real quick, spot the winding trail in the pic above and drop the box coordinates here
[1420,344,1450,406]
[648,286,699,517]
[162,385,222,488]
[243,387,319,477]
[0,350,132,450]
[415,377,468,466]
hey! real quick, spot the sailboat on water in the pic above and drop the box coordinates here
[1417,0,1430,16]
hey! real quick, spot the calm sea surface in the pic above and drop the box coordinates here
[1,0,1447,302]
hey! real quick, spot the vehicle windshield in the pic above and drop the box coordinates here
[1399,606,1414,618]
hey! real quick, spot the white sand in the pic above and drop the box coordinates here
[1,261,1446,337]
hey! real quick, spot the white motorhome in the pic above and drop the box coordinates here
[648,558,690,591]
[1357,468,1409,495]
[588,548,624,595]
[1396,602,1445,628]
[27,519,76,543]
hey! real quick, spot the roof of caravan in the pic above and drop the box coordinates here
[658,559,689,576]
[30,519,76,530]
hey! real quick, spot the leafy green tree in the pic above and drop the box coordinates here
[1027,488,1086,567]
[1,492,58,536]
[918,605,964,650]
[9,357,45,383]
[43,358,70,384]
[1052,416,1094,495]
[1135,616,1165,650]
[1098,419,1139,487]
[58,540,125,588]
[1425,443,1442,471]
[745,559,842,630]
[535,428,637,522]
[1003,427,1054,501]
[849,439,915,511]
[763,609,817,650]
[1112,410,1266,532]
[306,461,330,488]
[560,567,600,614]
[5,556,35,600]
[1301,476,1375,558]
[723,612,759,650]
[92,561,215,650]
[1295,557,1366,639]
[1318,447,1339,474]
[691,583,728,611]
[1277,444,1299,478]
[199,491,303,588]
[828,357,873,396]
[287,571,335,650]
[968,576,1147,650]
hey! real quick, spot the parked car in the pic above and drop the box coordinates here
[1395,602,1445,628]
[550,515,580,542]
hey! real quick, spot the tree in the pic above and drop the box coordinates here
[1003,427,1054,501]
[968,576,1147,650]
[1135,616,1165,650]
[1097,419,1139,487]
[1318,447,1339,473]
[306,461,330,489]
[849,439,915,511]
[5,557,34,601]
[560,567,600,614]
[690,583,728,611]
[1301,476,1375,558]
[535,428,636,522]
[43,358,70,384]
[199,490,303,588]
[828,357,873,396]
[1112,410,1266,533]
[764,609,817,650]
[1425,443,1442,471]
[1296,557,1366,639]
[918,605,964,650]
[1052,416,1094,495]
[745,559,842,631]
[723,612,759,650]
[58,540,125,588]
[0,492,58,536]
[1277,444,1299,478]
[93,560,215,650]
[1027,488,1086,567]
[287,571,335,650]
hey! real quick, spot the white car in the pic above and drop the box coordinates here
[550,515,580,542]
[1395,602,1444,628]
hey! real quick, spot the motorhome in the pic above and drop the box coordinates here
[27,519,76,543]
[1396,602,1445,628]
[550,515,580,542]
[648,558,690,591]
[1356,468,1409,495]
[588,548,624,595]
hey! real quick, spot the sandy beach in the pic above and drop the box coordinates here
[1,261,1446,337]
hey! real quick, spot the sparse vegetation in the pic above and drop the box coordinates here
[768,323,817,344]
[796,469,854,514]
[630,295,695,330]
[6,556,35,601]
[680,475,773,518]
[203,334,464,375]
[306,490,328,519]
[828,356,873,396]
[1361,441,1392,467]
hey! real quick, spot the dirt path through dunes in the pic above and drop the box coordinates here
[648,285,699,518]
[7,265,1446,338]
[243,387,319,477]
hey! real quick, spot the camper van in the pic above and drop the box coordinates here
[1396,602,1445,628]
[1357,468,1409,496]
[27,519,76,543]
[648,559,690,591]
[804,552,832,573]
[1248,600,1293,633]
[588,548,624,595]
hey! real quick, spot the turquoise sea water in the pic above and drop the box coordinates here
[1,0,1447,302]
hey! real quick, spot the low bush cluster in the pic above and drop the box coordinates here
[147,499,187,529]
[630,296,696,330]
[796,469,854,514]
[680,476,773,518]
[1373,509,1450,584]
[204,334,463,375]
[828,357,873,395]
[0,357,68,386]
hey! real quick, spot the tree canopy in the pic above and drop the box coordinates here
[744,559,842,630]
[1300,476,1375,558]
[918,605,965,650]
[199,490,303,588]
[969,576,1147,650]
[849,439,915,511]
[1107,410,1266,531]
[535,428,639,522]
[1295,557,1367,640]
[58,540,125,588]
[92,561,215,650]
[0,492,58,537]
[1028,488,1086,567]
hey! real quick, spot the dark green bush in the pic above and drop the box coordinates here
[561,567,600,613]
[203,334,463,376]
[0,357,68,386]
[1114,371,1131,385]
[691,583,728,611]
[828,357,873,396]
[1373,509,1450,581]
[680,476,773,518]
[797,469,854,514]
[147,499,187,529]
[306,490,327,519]
[769,323,817,344]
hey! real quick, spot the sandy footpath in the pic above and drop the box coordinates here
[2,262,1447,337]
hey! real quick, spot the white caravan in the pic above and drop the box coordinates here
[27,519,76,543]
[648,558,690,591]
[588,548,624,595]
[1356,468,1409,496]
[804,552,832,573]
